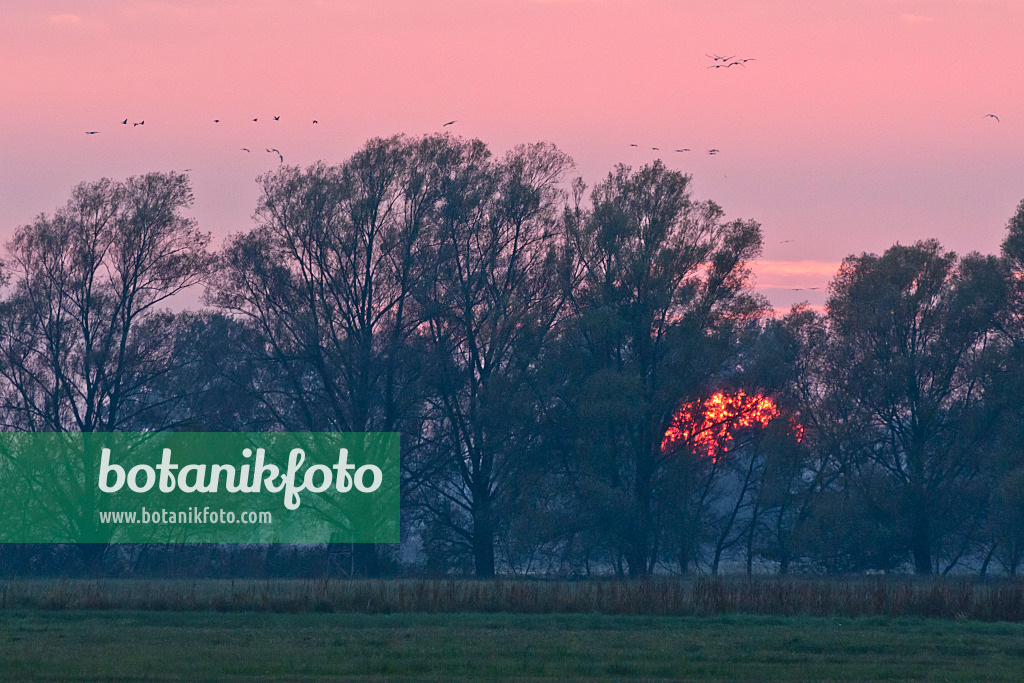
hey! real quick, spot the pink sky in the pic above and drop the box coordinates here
[2,0,1022,309]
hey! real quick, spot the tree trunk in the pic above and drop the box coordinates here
[910,508,932,575]
[472,497,495,578]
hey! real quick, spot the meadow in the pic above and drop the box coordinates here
[3,610,1024,681]
[3,577,1024,680]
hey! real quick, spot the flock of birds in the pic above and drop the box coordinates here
[83,116,462,165]
[705,53,756,69]
[75,50,1007,303]
[626,54,757,156]
[625,54,1002,159]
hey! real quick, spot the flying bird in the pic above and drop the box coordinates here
[270,148,284,163]
[133,121,144,126]
[252,118,258,122]
[241,148,251,152]
[708,149,719,154]
[214,119,220,123]
[706,54,735,62]
[274,116,280,121]
[312,120,318,124]
[85,131,100,135]
[443,120,457,126]
[652,147,659,151]
[630,143,638,147]
[984,114,1000,122]
[675,149,691,152]
[121,119,128,125]
[779,240,793,244]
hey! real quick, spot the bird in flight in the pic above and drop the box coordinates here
[443,120,457,127]
[241,148,251,152]
[214,119,220,123]
[121,119,128,125]
[779,240,793,244]
[708,149,719,155]
[312,120,318,124]
[274,116,280,121]
[984,114,1000,122]
[630,143,638,147]
[675,149,691,152]
[85,131,100,135]
[252,118,258,122]
[708,54,754,68]
[133,121,144,126]
[269,148,284,163]
[652,147,660,151]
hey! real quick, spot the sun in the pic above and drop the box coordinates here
[661,390,803,460]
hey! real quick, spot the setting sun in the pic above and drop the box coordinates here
[661,390,802,460]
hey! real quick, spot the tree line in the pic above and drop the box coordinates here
[1,134,1022,578]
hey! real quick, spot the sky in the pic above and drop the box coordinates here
[2,0,1022,310]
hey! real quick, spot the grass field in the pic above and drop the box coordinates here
[3,576,1024,620]
[2,610,1024,681]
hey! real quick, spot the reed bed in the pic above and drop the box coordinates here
[2,576,1023,621]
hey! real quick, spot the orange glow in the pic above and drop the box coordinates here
[661,390,803,461]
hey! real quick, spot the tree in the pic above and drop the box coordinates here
[547,161,766,577]
[208,135,437,574]
[0,172,214,570]
[0,173,213,433]
[411,138,574,577]
[985,199,1024,574]
[824,240,1004,574]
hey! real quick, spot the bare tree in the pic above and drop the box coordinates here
[0,172,213,569]
[410,139,574,577]
[208,135,445,574]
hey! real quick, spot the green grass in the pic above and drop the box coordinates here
[2,610,1024,681]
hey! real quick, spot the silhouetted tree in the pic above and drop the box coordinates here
[824,240,1004,574]
[0,172,214,570]
[986,199,1024,574]
[208,135,439,575]
[546,161,766,577]
[410,138,573,577]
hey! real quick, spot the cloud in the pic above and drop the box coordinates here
[771,304,826,318]
[752,261,842,277]
[751,261,839,295]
